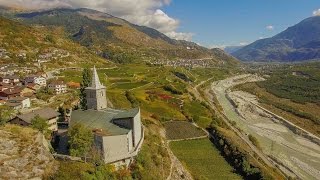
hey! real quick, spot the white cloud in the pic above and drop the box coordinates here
[239,42,248,46]
[266,25,274,30]
[313,9,320,16]
[0,0,193,41]
[209,45,226,49]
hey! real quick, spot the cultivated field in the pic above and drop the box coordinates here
[170,139,242,180]
[164,121,207,140]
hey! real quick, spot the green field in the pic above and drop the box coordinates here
[257,68,320,104]
[170,139,242,180]
[110,81,149,90]
[164,121,206,140]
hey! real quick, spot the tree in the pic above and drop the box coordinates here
[58,106,65,117]
[58,106,65,122]
[31,115,51,136]
[36,86,54,101]
[68,123,94,157]
[0,105,14,125]
[80,67,91,110]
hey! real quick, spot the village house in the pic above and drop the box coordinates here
[67,81,80,89]
[0,87,21,100]
[0,75,20,85]
[70,67,144,167]
[48,81,67,94]
[0,83,12,92]
[6,97,31,109]
[9,108,59,132]
[20,86,37,98]
[26,83,41,91]
[25,75,46,86]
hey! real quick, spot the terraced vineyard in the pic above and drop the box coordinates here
[164,121,206,140]
[170,139,242,180]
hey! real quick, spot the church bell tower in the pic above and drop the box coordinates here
[85,66,107,110]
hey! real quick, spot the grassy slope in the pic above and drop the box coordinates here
[170,139,242,180]
[15,9,216,61]
[0,16,111,68]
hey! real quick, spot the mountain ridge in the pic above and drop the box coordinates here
[0,6,238,65]
[233,16,320,62]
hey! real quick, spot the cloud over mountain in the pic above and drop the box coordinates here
[266,25,274,30]
[313,9,320,16]
[0,0,193,40]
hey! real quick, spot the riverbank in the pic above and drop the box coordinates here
[211,74,320,180]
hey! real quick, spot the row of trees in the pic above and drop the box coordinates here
[79,67,91,110]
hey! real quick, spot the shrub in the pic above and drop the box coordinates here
[248,134,261,149]
[68,124,94,157]
[163,85,183,95]
[0,105,14,125]
[125,91,139,107]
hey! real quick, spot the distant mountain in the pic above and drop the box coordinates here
[233,16,320,62]
[210,48,238,62]
[1,8,236,64]
[224,45,245,54]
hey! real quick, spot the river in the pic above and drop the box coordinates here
[211,74,320,180]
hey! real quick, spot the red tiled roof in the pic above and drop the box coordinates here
[0,87,21,95]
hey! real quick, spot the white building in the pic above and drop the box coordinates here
[25,75,46,86]
[48,81,67,94]
[7,97,31,109]
[71,67,144,167]
[0,75,20,84]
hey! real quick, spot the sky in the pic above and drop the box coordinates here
[0,0,319,48]
[162,0,320,47]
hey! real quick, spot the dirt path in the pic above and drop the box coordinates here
[211,74,320,180]
[158,128,193,180]
[166,142,193,180]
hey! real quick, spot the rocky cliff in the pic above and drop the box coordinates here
[0,125,57,179]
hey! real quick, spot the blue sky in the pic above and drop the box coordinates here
[163,0,320,47]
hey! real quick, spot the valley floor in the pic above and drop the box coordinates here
[211,74,320,180]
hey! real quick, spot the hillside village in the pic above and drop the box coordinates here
[0,57,145,164]
[1,3,320,180]
[0,70,75,111]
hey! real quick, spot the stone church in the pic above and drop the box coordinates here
[70,66,144,167]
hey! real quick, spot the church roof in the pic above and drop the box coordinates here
[113,108,140,119]
[70,108,139,136]
[86,66,105,90]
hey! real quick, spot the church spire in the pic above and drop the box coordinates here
[85,66,107,110]
[90,66,104,89]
